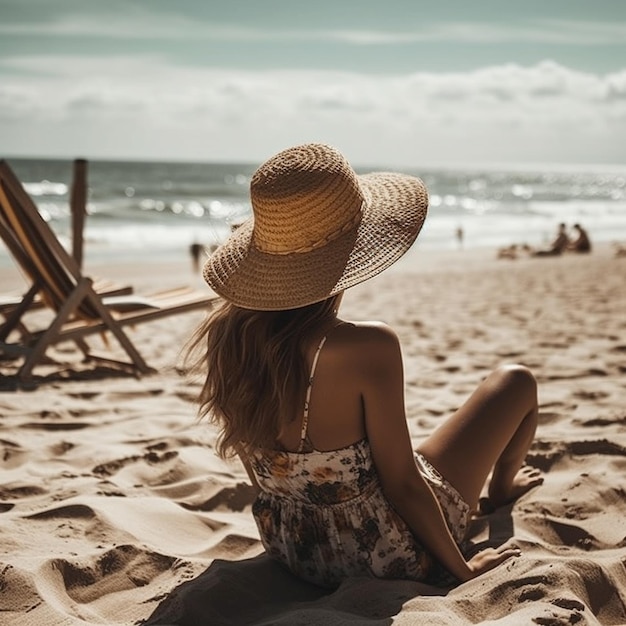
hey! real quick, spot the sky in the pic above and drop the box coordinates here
[1,0,625,168]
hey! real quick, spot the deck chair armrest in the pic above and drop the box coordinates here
[102,295,160,311]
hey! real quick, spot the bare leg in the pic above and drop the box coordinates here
[416,365,543,512]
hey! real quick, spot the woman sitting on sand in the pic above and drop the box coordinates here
[187,143,543,589]
[531,223,570,257]
[569,223,592,253]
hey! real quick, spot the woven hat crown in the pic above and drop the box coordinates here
[203,142,428,310]
[250,144,363,255]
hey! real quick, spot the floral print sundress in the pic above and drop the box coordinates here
[248,335,470,588]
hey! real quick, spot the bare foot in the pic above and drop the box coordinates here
[478,466,543,515]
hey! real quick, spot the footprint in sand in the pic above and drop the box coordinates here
[0,438,26,469]
[0,484,47,500]
[22,421,89,431]
[0,563,42,613]
[41,545,176,604]
[579,415,626,427]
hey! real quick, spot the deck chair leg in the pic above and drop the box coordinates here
[82,293,153,375]
[17,282,89,381]
[17,279,153,380]
[0,283,39,342]
[63,278,152,375]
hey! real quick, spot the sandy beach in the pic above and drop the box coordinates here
[1,243,625,625]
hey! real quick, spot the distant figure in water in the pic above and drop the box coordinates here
[531,223,570,257]
[569,223,591,254]
[190,242,205,273]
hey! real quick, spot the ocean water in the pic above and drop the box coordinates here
[2,157,625,267]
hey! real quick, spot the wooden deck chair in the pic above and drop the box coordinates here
[0,159,218,383]
[0,159,133,326]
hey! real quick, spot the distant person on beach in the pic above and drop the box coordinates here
[189,242,205,273]
[614,242,626,257]
[455,226,464,249]
[531,222,570,257]
[569,223,591,253]
[186,143,543,589]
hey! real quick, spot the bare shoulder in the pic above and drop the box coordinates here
[334,320,402,373]
[337,319,399,345]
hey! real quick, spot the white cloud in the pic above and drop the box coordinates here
[1,56,624,166]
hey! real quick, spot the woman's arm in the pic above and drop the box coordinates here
[356,323,508,582]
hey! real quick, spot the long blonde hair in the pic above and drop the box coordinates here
[185,295,340,458]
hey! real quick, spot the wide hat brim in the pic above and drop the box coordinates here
[203,171,428,310]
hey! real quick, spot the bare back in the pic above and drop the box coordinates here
[276,320,387,452]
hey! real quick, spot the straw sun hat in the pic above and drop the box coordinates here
[203,143,429,310]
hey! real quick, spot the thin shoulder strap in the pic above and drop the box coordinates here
[298,335,328,453]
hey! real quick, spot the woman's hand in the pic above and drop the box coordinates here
[466,546,521,578]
